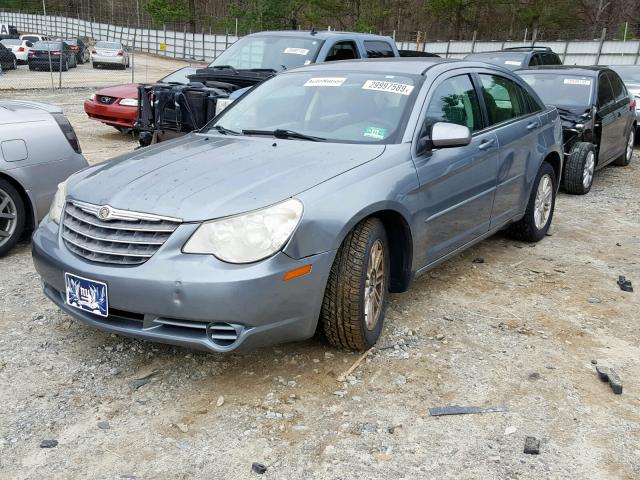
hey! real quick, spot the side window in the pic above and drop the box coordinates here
[479,74,526,125]
[364,40,394,58]
[550,53,562,65]
[325,41,359,62]
[422,74,483,136]
[520,86,542,113]
[607,71,627,102]
[597,74,615,107]
[528,54,539,66]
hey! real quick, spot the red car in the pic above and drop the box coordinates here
[84,66,200,132]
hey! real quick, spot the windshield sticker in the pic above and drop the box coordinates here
[564,78,591,86]
[362,80,414,95]
[284,47,309,55]
[304,77,346,87]
[303,59,311,65]
[505,60,521,66]
[364,127,387,140]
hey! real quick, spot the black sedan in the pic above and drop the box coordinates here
[64,38,90,64]
[28,41,77,71]
[0,42,17,71]
[518,66,636,194]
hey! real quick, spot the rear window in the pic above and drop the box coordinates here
[21,35,40,43]
[364,41,395,58]
[96,41,122,49]
[465,52,527,70]
[64,39,78,45]
[32,41,64,51]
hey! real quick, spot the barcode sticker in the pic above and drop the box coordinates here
[564,78,591,85]
[362,80,414,95]
[284,47,309,55]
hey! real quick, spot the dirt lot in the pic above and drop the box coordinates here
[0,53,193,90]
[1,88,639,479]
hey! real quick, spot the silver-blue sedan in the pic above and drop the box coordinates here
[32,58,563,352]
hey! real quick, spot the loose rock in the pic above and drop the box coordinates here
[251,462,267,474]
[524,436,540,455]
[40,439,58,448]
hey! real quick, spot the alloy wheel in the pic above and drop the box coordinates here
[533,174,553,230]
[364,239,385,330]
[0,188,17,248]
[583,151,595,189]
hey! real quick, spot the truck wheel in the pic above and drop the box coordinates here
[0,179,26,257]
[563,142,596,194]
[614,129,635,166]
[508,162,556,243]
[321,218,389,351]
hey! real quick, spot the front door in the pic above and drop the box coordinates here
[412,73,499,266]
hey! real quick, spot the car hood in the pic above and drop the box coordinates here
[95,83,139,99]
[67,134,386,222]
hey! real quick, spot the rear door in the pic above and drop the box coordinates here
[596,71,618,163]
[477,72,545,227]
[412,72,499,265]
[605,70,633,161]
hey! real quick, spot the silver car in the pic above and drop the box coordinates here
[609,65,640,136]
[32,59,563,352]
[91,41,129,69]
[0,101,88,256]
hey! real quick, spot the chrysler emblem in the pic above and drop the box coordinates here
[98,206,111,220]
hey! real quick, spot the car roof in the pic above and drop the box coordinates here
[247,30,395,42]
[516,65,607,77]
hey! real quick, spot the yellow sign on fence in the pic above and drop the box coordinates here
[159,43,167,51]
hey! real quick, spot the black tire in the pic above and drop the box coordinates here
[62,59,68,72]
[11,58,16,70]
[613,128,635,166]
[563,142,596,195]
[508,162,557,243]
[92,63,98,69]
[0,179,26,257]
[321,218,390,351]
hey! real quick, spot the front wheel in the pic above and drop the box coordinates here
[563,142,596,194]
[614,128,635,166]
[508,162,557,242]
[0,179,26,257]
[321,218,389,351]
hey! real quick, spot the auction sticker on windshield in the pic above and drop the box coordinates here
[304,77,346,87]
[563,78,591,85]
[65,273,109,317]
[284,47,309,55]
[362,80,414,95]
[505,60,521,66]
[364,127,387,140]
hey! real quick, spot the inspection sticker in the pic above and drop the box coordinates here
[564,78,591,85]
[284,47,309,55]
[364,127,387,140]
[304,77,346,87]
[505,60,521,66]
[362,80,414,95]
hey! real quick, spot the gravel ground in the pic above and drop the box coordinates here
[1,89,639,479]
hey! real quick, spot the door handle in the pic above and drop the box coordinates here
[526,121,540,130]
[478,138,496,151]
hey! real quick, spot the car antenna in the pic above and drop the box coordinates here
[310,28,317,36]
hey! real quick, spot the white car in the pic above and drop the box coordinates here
[1,38,33,64]
[91,41,129,69]
[20,34,51,43]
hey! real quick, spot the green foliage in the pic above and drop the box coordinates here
[145,0,190,24]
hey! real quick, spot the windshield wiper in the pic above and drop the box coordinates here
[242,129,325,142]
[212,125,242,135]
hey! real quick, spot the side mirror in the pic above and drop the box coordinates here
[431,122,472,148]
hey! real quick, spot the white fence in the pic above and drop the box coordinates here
[2,11,639,66]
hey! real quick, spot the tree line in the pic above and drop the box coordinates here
[2,0,639,41]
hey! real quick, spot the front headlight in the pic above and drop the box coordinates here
[49,180,68,224]
[118,98,137,107]
[183,198,303,263]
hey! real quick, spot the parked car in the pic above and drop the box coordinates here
[20,33,52,43]
[28,41,76,71]
[465,46,562,71]
[84,66,202,132]
[1,38,33,64]
[91,41,129,69]
[137,30,401,144]
[608,65,640,137]
[518,66,636,194]
[64,38,90,64]
[398,50,440,58]
[32,58,563,353]
[0,101,88,256]
[0,42,17,71]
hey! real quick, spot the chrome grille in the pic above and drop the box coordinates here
[62,201,181,266]
[97,95,116,105]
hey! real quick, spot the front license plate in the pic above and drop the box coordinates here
[65,273,109,317]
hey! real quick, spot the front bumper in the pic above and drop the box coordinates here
[32,218,334,353]
[84,99,137,128]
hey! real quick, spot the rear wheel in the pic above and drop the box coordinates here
[563,142,596,194]
[0,179,26,257]
[11,58,16,69]
[321,218,389,351]
[508,162,557,242]
[614,129,635,166]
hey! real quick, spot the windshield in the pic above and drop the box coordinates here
[609,66,640,84]
[465,52,527,70]
[33,41,64,51]
[210,35,323,71]
[96,41,122,49]
[209,71,421,143]
[159,67,198,84]
[1,39,21,46]
[519,73,593,108]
